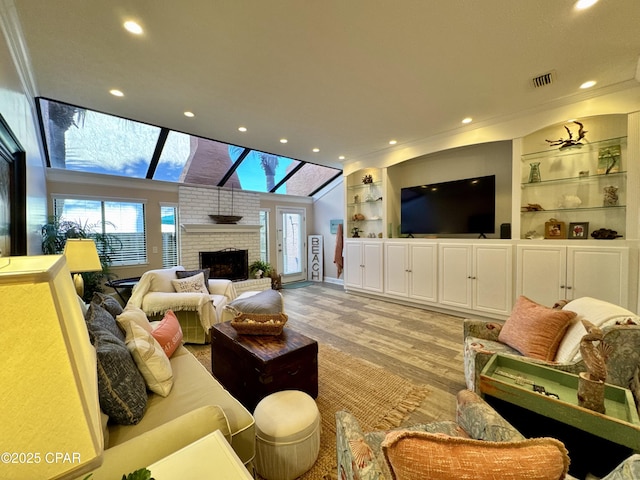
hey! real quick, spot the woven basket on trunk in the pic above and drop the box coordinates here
[229,309,288,336]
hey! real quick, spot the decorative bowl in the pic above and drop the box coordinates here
[209,215,243,224]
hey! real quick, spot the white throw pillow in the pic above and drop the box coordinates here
[121,321,174,397]
[116,305,153,333]
[555,297,639,363]
[171,271,208,294]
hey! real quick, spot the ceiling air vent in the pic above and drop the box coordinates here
[531,71,556,89]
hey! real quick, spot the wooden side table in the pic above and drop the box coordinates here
[148,429,253,479]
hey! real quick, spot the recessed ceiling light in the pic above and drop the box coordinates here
[109,89,124,97]
[238,126,247,132]
[312,148,320,153]
[123,20,143,35]
[280,138,288,144]
[575,0,598,10]
[580,80,597,89]
[184,111,195,118]
[338,155,345,160]
[462,117,473,124]
[389,140,397,145]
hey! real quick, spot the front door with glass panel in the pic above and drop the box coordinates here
[276,207,306,284]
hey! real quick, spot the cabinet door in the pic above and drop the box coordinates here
[362,242,384,293]
[516,245,566,306]
[409,243,438,303]
[344,241,364,289]
[384,242,408,297]
[473,244,513,315]
[439,243,472,309]
[567,246,629,308]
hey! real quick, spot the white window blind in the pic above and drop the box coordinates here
[54,198,147,266]
[161,205,178,268]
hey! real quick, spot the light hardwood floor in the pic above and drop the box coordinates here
[280,282,468,424]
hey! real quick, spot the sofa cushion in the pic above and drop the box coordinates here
[382,429,569,480]
[148,266,184,293]
[116,305,153,333]
[92,292,124,318]
[555,297,640,363]
[498,296,576,361]
[107,346,255,465]
[93,326,148,425]
[86,302,125,343]
[151,310,183,358]
[171,272,209,294]
[176,268,210,288]
[228,289,283,314]
[122,321,174,397]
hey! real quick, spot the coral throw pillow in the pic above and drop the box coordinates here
[151,310,183,357]
[498,296,576,361]
[382,430,569,480]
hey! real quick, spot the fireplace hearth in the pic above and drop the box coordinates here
[200,248,248,281]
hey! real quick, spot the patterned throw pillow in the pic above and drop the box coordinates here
[151,310,183,358]
[171,272,209,294]
[93,326,148,424]
[85,302,125,343]
[91,292,124,318]
[176,268,211,286]
[498,296,576,361]
[121,321,174,397]
[382,429,569,480]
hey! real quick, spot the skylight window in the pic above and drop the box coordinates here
[38,98,341,196]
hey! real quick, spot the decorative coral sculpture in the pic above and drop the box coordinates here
[580,319,610,383]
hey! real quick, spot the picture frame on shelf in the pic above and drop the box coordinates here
[597,145,621,175]
[569,222,589,240]
[544,220,566,239]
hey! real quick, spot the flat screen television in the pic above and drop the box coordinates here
[400,175,495,235]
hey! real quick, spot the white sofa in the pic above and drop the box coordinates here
[127,266,236,344]
[72,292,256,479]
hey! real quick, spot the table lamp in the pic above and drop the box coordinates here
[0,255,103,479]
[63,238,102,297]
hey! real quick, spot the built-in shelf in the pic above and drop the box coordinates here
[180,224,262,233]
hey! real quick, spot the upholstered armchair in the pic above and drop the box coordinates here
[336,389,640,480]
[464,297,640,403]
[336,389,572,480]
[128,266,236,344]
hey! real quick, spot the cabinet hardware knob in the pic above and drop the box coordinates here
[566,286,572,289]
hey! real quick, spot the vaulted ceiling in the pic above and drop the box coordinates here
[9,0,640,172]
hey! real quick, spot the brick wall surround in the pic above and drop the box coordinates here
[179,185,261,270]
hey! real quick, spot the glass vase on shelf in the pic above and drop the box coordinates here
[528,162,541,183]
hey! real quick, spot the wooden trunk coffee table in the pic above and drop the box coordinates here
[210,322,318,412]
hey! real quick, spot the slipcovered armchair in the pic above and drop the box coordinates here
[128,266,236,344]
[464,296,640,402]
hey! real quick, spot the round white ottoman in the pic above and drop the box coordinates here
[253,390,321,480]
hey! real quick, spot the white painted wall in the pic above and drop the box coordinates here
[312,177,344,283]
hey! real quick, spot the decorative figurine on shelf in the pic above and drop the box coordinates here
[351,227,361,238]
[545,121,587,150]
[591,228,622,239]
[352,213,365,221]
[603,185,619,207]
[362,174,373,184]
[577,320,611,413]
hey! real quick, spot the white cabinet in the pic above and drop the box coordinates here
[384,241,438,303]
[344,240,383,293]
[439,243,513,316]
[516,244,629,308]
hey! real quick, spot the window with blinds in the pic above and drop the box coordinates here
[53,198,147,266]
[161,205,178,268]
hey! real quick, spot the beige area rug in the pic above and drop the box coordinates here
[186,342,430,479]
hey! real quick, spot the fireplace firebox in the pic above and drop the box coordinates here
[200,248,249,281]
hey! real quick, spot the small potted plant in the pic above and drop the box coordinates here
[249,260,272,278]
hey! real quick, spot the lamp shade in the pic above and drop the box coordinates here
[0,255,103,479]
[63,239,102,273]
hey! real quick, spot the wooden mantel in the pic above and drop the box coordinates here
[180,224,262,233]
